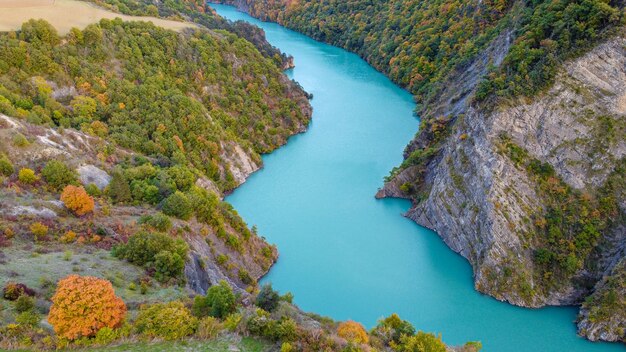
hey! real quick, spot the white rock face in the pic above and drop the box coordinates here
[77,165,111,190]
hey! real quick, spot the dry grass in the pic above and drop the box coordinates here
[0,0,196,34]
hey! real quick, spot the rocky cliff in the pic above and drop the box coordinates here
[380,35,626,342]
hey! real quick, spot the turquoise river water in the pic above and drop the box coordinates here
[213,4,624,351]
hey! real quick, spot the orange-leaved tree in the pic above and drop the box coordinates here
[48,275,127,340]
[337,320,369,344]
[60,185,94,216]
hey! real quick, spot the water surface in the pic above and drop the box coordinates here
[214,4,624,351]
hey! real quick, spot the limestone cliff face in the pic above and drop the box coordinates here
[380,35,626,341]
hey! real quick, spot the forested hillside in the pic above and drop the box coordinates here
[214,0,626,343]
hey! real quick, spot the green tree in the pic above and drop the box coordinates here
[256,284,280,312]
[161,191,193,220]
[192,280,236,319]
[107,170,132,204]
[41,160,78,191]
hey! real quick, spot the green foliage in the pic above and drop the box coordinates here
[395,331,447,352]
[15,295,35,313]
[256,284,280,312]
[12,133,30,147]
[138,212,172,232]
[0,154,14,176]
[153,250,185,283]
[107,170,132,204]
[113,231,188,281]
[134,301,198,340]
[0,18,310,192]
[372,313,416,346]
[477,0,623,101]
[41,160,78,191]
[15,310,40,327]
[85,183,102,197]
[192,280,236,319]
[18,168,37,184]
[161,191,193,220]
[246,309,298,342]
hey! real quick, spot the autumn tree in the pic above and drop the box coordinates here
[48,275,127,340]
[61,185,95,216]
[337,320,369,344]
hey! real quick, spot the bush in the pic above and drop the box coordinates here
[192,280,236,319]
[30,222,48,240]
[161,191,193,220]
[12,133,29,147]
[2,282,36,300]
[224,313,242,332]
[396,332,447,352]
[371,313,415,345]
[337,321,369,344]
[0,155,14,176]
[107,171,132,204]
[16,310,40,327]
[41,160,77,191]
[195,316,223,340]
[85,183,101,197]
[61,185,95,216]
[48,275,127,340]
[113,231,187,265]
[18,168,37,184]
[15,295,35,313]
[256,284,280,312]
[134,301,198,340]
[138,213,172,232]
[154,250,185,283]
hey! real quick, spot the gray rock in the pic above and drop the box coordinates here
[77,164,111,190]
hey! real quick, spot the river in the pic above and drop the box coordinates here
[214,4,624,351]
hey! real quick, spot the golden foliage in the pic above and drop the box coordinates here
[29,222,48,240]
[60,185,94,216]
[48,275,127,340]
[337,320,369,344]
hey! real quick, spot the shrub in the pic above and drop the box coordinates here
[48,275,127,340]
[161,191,193,220]
[396,332,447,352]
[337,321,369,344]
[224,313,242,332]
[256,284,280,312]
[195,316,223,339]
[372,313,416,345]
[2,282,36,300]
[238,268,253,285]
[134,301,198,340]
[113,231,187,266]
[41,160,77,191]
[18,168,37,184]
[84,183,101,197]
[30,222,48,240]
[61,185,95,216]
[59,230,77,243]
[154,250,185,283]
[15,295,35,313]
[16,310,40,327]
[192,280,236,319]
[0,155,14,176]
[12,133,29,147]
[138,213,172,232]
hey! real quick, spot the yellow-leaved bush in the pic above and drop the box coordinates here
[60,185,94,216]
[48,275,127,340]
[337,320,369,344]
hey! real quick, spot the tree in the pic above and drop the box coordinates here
[154,250,185,283]
[161,191,193,220]
[61,185,95,216]
[70,95,97,124]
[337,321,369,344]
[107,170,132,204]
[48,275,126,340]
[192,280,236,318]
[256,284,280,312]
[372,313,416,345]
[42,160,77,191]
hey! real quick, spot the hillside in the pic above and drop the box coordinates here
[213,0,626,344]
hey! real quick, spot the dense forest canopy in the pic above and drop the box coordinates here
[0,17,310,191]
[217,0,623,105]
